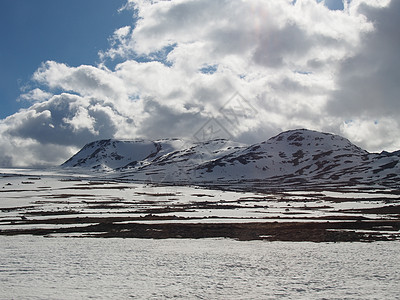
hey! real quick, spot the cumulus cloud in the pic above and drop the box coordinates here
[18,88,53,103]
[4,94,117,146]
[0,0,398,167]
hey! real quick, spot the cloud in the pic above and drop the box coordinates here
[328,0,400,116]
[0,120,78,168]
[0,92,139,167]
[328,0,400,150]
[33,61,128,102]
[0,0,398,167]
[340,118,400,152]
[4,93,119,146]
[18,88,53,103]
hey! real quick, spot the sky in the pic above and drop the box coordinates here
[0,0,132,119]
[0,0,399,167]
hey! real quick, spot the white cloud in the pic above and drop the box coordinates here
[18,88,53,103]
[0,0,398,167]
[340,118,400,152]
[63,106,98,135]
[33,61,128,102]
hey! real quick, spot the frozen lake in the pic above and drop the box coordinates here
[0,236,399,299]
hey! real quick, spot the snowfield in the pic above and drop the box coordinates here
[1,237,399,299]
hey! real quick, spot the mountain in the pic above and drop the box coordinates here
[62,138,244,178]
[61,129,400,187]
[62,138,186,171]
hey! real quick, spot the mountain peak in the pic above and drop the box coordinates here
[266,128,367,154]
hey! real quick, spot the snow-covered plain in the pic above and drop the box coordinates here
[1,168,400,298]
[0,236,399,299]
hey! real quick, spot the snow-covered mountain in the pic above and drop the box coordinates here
[62,129,400,187]
[62,138,186,171]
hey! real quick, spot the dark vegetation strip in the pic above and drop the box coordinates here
[1,220,399,242]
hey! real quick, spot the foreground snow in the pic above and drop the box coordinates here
[0,236,399,299]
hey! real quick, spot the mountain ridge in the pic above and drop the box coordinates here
[61,129,400,187]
